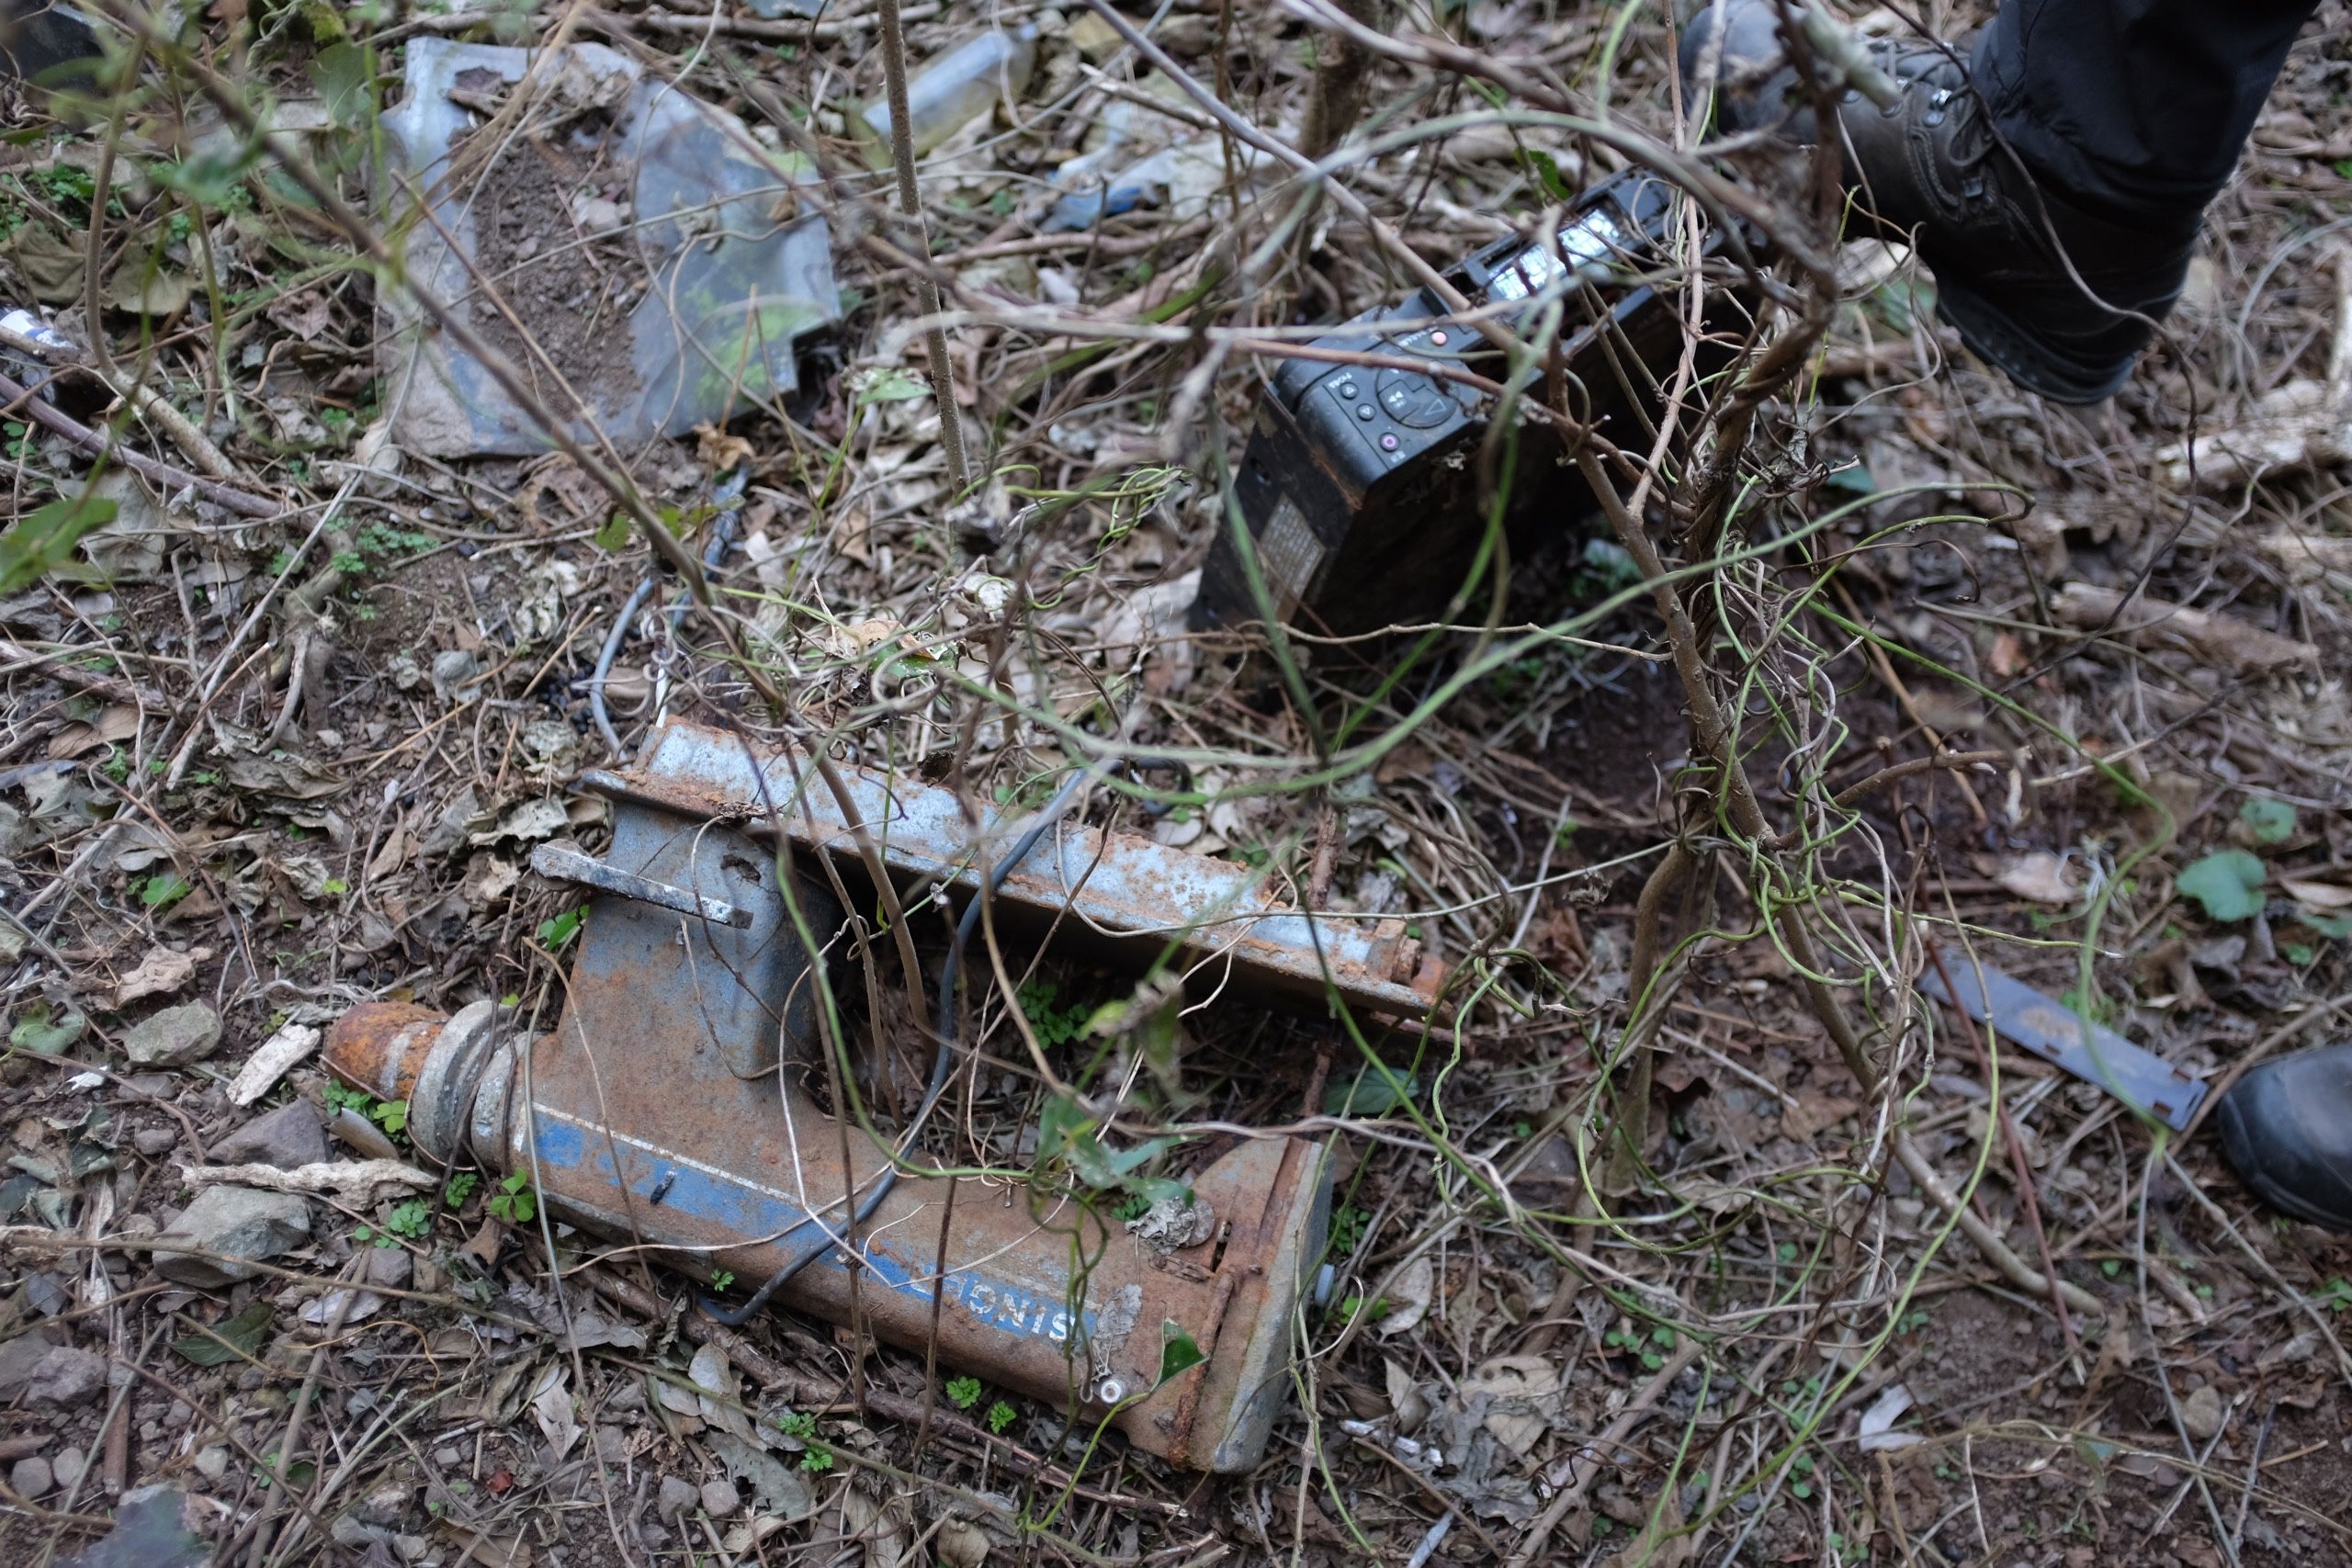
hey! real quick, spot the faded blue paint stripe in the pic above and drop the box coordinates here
[529,1115,1093,1344]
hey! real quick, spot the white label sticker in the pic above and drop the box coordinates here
[1487,208,1629,302]
[1255,492,1325,614]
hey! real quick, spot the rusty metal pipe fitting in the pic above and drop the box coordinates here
[324,738,1335,1472]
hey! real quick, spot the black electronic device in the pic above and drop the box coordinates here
[1191,168,1753,637]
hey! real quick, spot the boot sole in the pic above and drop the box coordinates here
[2215,1088,2352,1234]
[1931,276,2136,406]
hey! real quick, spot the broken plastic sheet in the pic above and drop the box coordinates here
[379,39,842,457]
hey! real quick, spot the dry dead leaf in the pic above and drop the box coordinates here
[695,423,756,472]
[530,1363,581,1459]
[2281,874,2352,912]
[1857,1382,1924,1451]
[266,289,334,341]
[441,1524,534,1568]
[1781,1090,1861,1141]
[113,945,207,1009]
[227,1021,322,1106]
[47,704,141,759]
[1996,850,2078,906]
[1377,1255,1435,1337]
[1464,1354,1562,1457]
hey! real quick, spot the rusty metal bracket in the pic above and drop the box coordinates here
[322,720,1378,1472]
[578,718,1448,1021]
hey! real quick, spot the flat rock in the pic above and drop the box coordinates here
[120,1003,223,1068]
[133,1127,180,1156]
[21,1346,107,1407]
[192,1446,228,1481]
[209,1103,327,1171]
[52,1444,85,1488]
[153,1186,310,1288]
[656,1474,697,1520]
[700,1479,738,1518]
[0,1328,59,1395]
[57,1484,211,1568]
[11,1456,51,1497]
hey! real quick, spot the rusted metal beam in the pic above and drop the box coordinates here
[578,718,1448,1021]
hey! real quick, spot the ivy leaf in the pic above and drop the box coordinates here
[174,1301,274,1366]
[10,1001,85,1055]
[2177,851,2267,923]
[0,491,115,594]
[1155,1321,1205,1389]
[537,908,583,949]
[2238,795,2296,846]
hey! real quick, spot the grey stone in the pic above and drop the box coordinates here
[700,1479,738,1518]
[133,1128,180,1157]
[430,1447,462,1469]
[120,1003,223,1067]
[153,1185,311,1287]
[394,1535,430,1562]
[364,1247,411,1291]
[21,1346,107,1407]
[209,1103,326,1171]
[54,1483,209,1568]
[192,1446,228,1481]
[331,1512,390,1551]
[0,1328,59,1394]
[51,1445,85,1489]
[11,1456,52,1497]
[355,1479,410,1527]
[656,1474,697,1520]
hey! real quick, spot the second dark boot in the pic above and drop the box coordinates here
[1681,0,2200,403]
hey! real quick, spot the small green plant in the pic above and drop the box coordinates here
[324,1082,408,1142]
[945,1376,982,1410]
[709,1269,734,1292]
[384,1199,431,1239]
[775,1409,833,1468]
[537,908,584,950]
[352,1224,397,1248]
[1897,1307,1932,1334]
[444,1171,480,1207]
[2177,850,2267,923]
[1015,979,1091,1048]
[1329,1204,1368,1258]
[486,1171,536,1225]
[2238,795,2297,845]
[1336,1293,1388,1325]
[1789,1450,1816,1500]
[2318,1278,2352,1313]
[985,1400,1017,1434]
[141,873,193,909]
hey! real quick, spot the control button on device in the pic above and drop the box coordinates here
[1357,404,1376,421]
[1335,379,1360,400]
[1375,367,1456,428]
[1379,433,1400,451]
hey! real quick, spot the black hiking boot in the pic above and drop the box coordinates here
[1680,0,2199,403]
[2215,1043,2352,1233]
